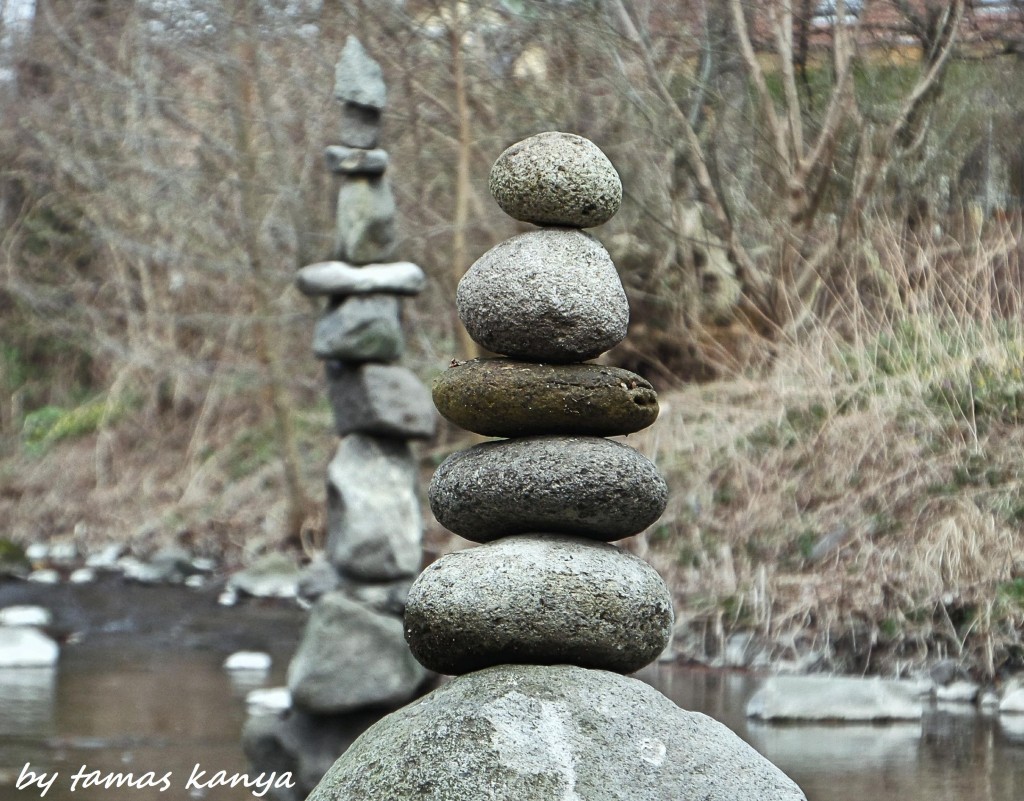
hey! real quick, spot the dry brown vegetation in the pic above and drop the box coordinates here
[2,1,1024,676]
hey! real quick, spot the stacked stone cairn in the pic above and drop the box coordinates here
[242,38,434,800]
[308,133,807,800]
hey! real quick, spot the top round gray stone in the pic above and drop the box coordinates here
[489,131,622,228]
[334,36,386,110]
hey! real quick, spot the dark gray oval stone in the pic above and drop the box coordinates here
[457,229,628,363]
[432,358,658,437]
[489,131,622,227]
[307,664,808,801]
[428,436,667,542]
[404,534,672,675]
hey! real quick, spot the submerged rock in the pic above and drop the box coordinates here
[432,358,658,437]
[428,436,667,542]
[404,534,673,675]
[746,675,924,721]
[307,664,807,801]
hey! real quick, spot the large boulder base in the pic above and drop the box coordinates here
[489,131,622,228]
[307,664,807,801]
[457,229,628,363]
[432,357,658,437]
[287,592,428,715]
[404,534,673,675]
[428,435,667,542]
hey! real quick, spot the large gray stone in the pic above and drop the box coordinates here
[326,363,435,439]
[334,177,396,265]
[307,664,807,801]
[428,436,667,542]
[404,534,672,675]
[296,261,426,297]
[326,434,423,580]
[457,229,628,362]
[432,357,658,437]
[313,295,403,362]
[489,131,622,227]
[746,675,924,721]
[325,145,389,176]
[287,592,428,715]
[334,36,387,110]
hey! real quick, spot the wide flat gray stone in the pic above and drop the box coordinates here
[334,176,396,265]
[489,131,622,227]
[327,363,435,439]
[325,145,389,175]
[404,534,673,675]
[287,592,427,715]
[432,357,658,437]
[428,436,667,542]
[326,434,423,580]
[296,261,425,297]
[746,675,924,721]
[307,664,807,801]
[313,295,404,362]
[457,229,628,362]
[334,36,387,110]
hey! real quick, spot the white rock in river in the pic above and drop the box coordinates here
[457,229,628,362]
[404,534,673,675]
[0,605,52,628]
[307,664,806,801]
[0,626,59,668]
[428,436,667,542]
[224,651,272,672]
[489,131,622,228]
[747,675,924,721]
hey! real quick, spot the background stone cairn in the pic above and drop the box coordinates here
[242,37,434,800]
[308,132,807,800]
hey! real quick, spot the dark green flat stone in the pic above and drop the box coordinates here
[431,358,658,437]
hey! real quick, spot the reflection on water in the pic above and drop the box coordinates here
[0,647,1021,801]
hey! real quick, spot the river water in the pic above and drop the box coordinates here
[0,581,1021,800]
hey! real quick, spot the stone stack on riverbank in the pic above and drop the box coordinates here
[308,132,807,801]
[242,38,433,799]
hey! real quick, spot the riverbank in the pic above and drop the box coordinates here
[2,317,1023,682]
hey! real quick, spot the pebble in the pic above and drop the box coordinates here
[296,260,425,297]
[246,687,292,715]
[428,435,667,542]
[457,229,628,362]
[489,131,622,227]
[404,534,673,675]
[27,569,60,585]
[432,357,658,437]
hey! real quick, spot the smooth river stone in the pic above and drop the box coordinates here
[428,436,667,542]
[404,534,673,675]
[432,357,658,437]
[306,664,808,801]
[457,229,628,362]
[296,261,425,297]
[489,131,622,227]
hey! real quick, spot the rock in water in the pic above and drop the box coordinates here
[326,362,435,440]
[306,664,807,801]
[0,626,59,668]
[404,535,672,675]
[428,436,667,542]
[489,131,622,227]
[334,177,396,265]
[432,357,658,437]
[313,295,404,363]
[326,434,424,580]
[457,229,628,362]
[287,592,428,715]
